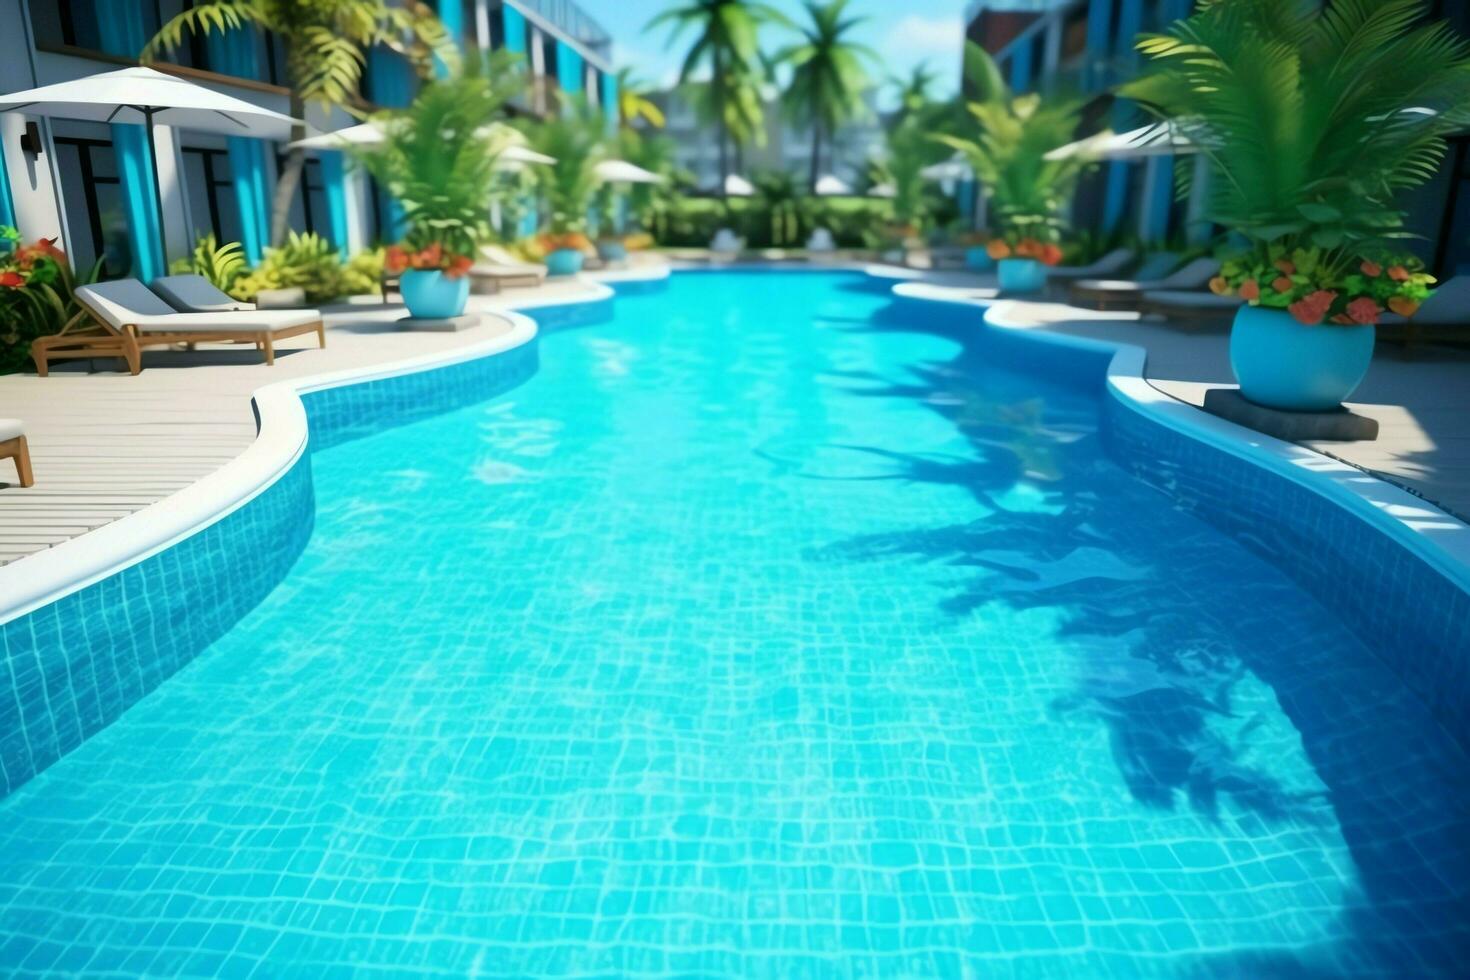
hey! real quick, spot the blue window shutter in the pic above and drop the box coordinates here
[503,6,527,55]
[321,151,351,255]
[557,42,583,96]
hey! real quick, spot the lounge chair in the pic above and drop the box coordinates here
[0,419,34,488]
[150,274,255,313]
[472,245,547,290]
[30,279,325,376]
[1069,256,1219,310]
[1045,247,1136,283]
[1379,274,1469,349]
[806,228,836,253]
[1141,288,1242,325]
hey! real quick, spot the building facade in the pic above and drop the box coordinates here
[961,0,1470,275]
[0,0,615,281]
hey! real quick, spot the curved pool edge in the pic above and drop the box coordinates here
[890,281,1470,746]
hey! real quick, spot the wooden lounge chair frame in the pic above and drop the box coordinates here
[30,293,325,377]
[1,435,34,488]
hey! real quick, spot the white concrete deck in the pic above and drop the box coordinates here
[0,278,601,565]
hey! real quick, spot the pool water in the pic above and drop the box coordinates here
[1,270,1466,976]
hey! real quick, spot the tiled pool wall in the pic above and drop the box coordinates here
[1102,392,1470,747]
[0,325,547,802]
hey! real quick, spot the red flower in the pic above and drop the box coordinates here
[384,246,408,274]
[415,242,443,270]
[1288,289,1337,325]
[1360,260,1382,277]
[1038,244,1063,267]
[1273,259,1296,276]
[1345,297,1381,325]
[1387,265,1410,282]
[443,254,474,279]
[1272,276,1294,294]
[985,240,1010,260]
[1238,279,1260,302]
[0,271,24,288]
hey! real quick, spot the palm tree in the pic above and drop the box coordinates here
[648,0,788,196]
[777,0,878,190]
[888,62,938,122]
[615,69,666,130]
[144,0,456,246]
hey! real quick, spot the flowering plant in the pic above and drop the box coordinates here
[0,226,96,374]
[984,231,1064,267]
[537,231,594,255]
[383,241,474,279]
[1210,245,1435,326]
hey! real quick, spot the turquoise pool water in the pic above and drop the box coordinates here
[0,270,1466,976]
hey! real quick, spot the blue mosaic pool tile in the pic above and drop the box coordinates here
[1101,391,1470,748]
[0,459,315,798]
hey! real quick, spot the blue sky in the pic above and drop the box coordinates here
[595,0,970,106]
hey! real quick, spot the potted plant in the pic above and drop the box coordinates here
[937,43,1091,294]
[1123,0,1470,411]
[355,55,520,318]
[529,98,608,277]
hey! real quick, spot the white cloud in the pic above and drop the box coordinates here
[886,14,967,62]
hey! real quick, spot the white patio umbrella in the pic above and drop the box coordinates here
[869,182,897,199]
[291,120,556,168]
[595,159,665,184]
[0,66,300,259]
[1044,122,1197,161]
[814,174,852,196]
[920,157,973,181]
[723,174,755,197]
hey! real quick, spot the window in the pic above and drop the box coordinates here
[488,0,506,49]
[277,155,331,241]
[180,147,244,246]
[52,136,132,278]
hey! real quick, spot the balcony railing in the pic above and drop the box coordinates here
[511,0,611,58]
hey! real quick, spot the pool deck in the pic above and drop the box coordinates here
[0,261,1467,574]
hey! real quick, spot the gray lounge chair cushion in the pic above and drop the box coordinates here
[77,280,320,332]
[1048,247,1135,280]
[1076,257,1219,294]
[1145,289,1242,310]
[151,274,255,313]
[476,246,547,278]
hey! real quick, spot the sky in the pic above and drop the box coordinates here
[592,0,971,108]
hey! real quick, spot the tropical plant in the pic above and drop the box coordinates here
[342,247,385,296]
[751,170,810,247]
[649,0,789,195]
[778,0,878,189]
[936,43,1090,260]
[888,62,939,123]
[230,230,344,303]
[527,96,609,244]
[1120,0,1470,326]
[144,0,456,247]
[616,69,666,130]
[880,98,956,234]
[1210,247,1436,323]
[0,229,101,374]
[354,54,521,276]
[168,234,247,292]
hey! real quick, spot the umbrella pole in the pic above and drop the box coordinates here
[145,110,169,275]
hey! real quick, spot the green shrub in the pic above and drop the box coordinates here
[645,195,894,249]
[0,227,100,375]
[342,248,385,296]
[230,231,344,304]
[168,234,247,292]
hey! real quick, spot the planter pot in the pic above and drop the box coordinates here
[998,258,1046,294]
[1230,305,1376,412]
[596,240,628,263]
[965,247,996,272]
[546,248,585,277]
[400,268,469,319]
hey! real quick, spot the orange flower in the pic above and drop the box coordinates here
[1014,238,1038,258]
[443,254,474,279]
[1387,296,1420,318]
[0,271,23,288]
[1273,258,1295,276]
[1038,244,1063,266]
[417,242,443,269]
[1387,265,1410,282]
[1288,289,1337,325]
[1344,297,1381,325]
[1238,279,1260,302]
[384,246,408,274]
[1360,260,1382,277]
[1272,276,1294,294]
[985,240,1010,260]
[1208,276,1230,296]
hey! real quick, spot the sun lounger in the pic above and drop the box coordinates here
[1070,256,1220,310]
[150,274,255,313]
[0,419,33,488]
[1141,288,1243,325]
[1046,247,1136,282]
[30,279,325,376]
[472,246,547,290]
[1378,274,1469,348]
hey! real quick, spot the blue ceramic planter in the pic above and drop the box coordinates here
[965,247,995,272]
[998,258,1046,294]
[547,249,585,277]
[400,269,469,319]
[596,240,628,263]
[1230,305,1375,411]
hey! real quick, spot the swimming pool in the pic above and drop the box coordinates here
[0,269,1466,975]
